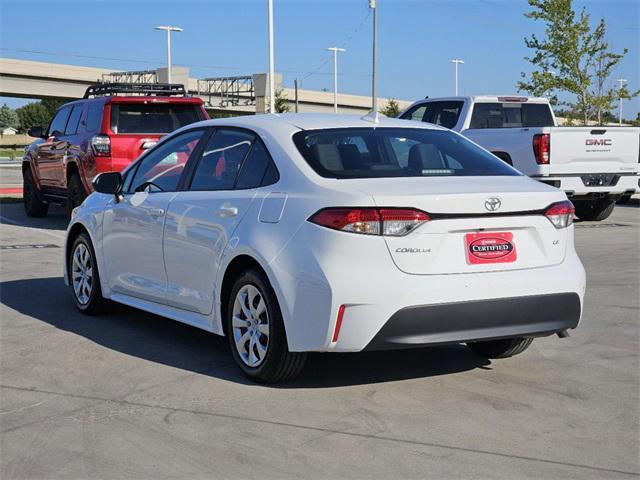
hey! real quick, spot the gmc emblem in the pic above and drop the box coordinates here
[585,139,612,146]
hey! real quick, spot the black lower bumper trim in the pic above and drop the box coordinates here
[365,293,581,351]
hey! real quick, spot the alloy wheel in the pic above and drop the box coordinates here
[71,243,93,305]
[232,284,270,367]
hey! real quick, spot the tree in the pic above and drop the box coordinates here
[40,98,67,119]
[15,103,49,133]
[274,89,291,113]
[518,0,636,125]
[0,104,20,130]
[379,98,401,117]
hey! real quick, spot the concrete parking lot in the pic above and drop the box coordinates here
[1,169,638,478]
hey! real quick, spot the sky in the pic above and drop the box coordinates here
[0,0,638,118]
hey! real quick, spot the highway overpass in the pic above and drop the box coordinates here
[0,57,412,115]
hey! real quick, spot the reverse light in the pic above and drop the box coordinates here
[309,207,430,236]
[91,134,111,157]
[544,200,575,229]
[533,133,550,165]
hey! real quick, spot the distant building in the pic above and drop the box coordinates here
[1,127,18,136]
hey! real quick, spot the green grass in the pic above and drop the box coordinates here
[0,149,23,159]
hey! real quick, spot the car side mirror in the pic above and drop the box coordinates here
[28,126,45,139]
[93,172,123,197]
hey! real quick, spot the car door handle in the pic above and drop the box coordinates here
[147,207,166,217]
[215,205,238,218]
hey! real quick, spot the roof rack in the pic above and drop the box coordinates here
[83,83,187,99]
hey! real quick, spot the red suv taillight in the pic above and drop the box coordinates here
[91,134,111,157]
[309,207,430,236]
[533,133,550,165]
[544,200,574,229]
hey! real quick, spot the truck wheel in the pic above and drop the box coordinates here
[67,173,86,219]
[574,199,615,221]
[466,337,533,359]
[617,194,632,205]
[23,168,49,217]
[226,269,307,383]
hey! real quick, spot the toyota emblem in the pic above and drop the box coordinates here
[484,197,502,212]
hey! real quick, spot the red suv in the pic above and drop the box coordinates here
[22,83,209,217]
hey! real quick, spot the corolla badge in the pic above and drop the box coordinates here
[484,197,502,212]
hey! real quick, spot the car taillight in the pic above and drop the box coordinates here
[91,134,111,157]
[544,200,574,229]
[309,207,430,236]
[533,133,550,165]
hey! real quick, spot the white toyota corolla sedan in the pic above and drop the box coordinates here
[65,113,586,382]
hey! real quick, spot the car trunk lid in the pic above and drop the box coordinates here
[345,176,569,274]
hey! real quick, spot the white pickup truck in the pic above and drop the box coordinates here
[399,95,640,221]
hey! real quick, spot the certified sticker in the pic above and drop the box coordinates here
[465,232,517,265]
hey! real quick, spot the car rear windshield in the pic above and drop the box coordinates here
[110,103,203,134]
[470,103,554,129]
[292,127,520,179]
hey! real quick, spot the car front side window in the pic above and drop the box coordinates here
[129,129,205,193]
[401,104,429,122]
[48,107,72,137]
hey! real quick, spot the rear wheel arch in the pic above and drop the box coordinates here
[219,254,275,336]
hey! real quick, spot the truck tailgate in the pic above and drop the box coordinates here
[548,127,640,175]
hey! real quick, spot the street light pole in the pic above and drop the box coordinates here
[449,59,464,96]
[154,26,183,84]
[325,47,346,113]
[370,0,378,113]
[268,0,275,113]
[617,78,627,126]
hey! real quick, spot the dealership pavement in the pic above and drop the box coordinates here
[0,192,638,478]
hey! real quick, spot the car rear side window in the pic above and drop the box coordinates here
[48,106,72,136]
[470,103,554,129]
[401,102,463,129]
[64,105,84,135]
[86,102,103,132]
[190,128,253,191]
[293,127,519,179]
[235,139,279,189]
[111,103,203,134]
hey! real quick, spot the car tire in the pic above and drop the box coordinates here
[617,194,632,205]
[23,168,49,217]
[67,172,86,219]
[574,199,615,221]
[68,232,110,315]
[466,337,533,359]
[226,269,307,383]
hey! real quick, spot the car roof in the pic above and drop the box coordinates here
[413,95,549,104]
[55,96,203,109]
[190,113,447,132]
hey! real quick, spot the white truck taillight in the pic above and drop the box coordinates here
[533,133,550,165]
[544,200,575,228]
[309,208,430,236]
[91,134,111,157]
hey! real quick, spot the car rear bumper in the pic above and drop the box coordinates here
[271,223,586,353]
[535,173,639,196]
[364,292,580,351]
